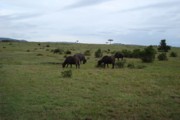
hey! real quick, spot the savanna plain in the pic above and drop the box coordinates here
[0,42,180,120]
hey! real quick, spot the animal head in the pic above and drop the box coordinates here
[83,59,87,64]
[62,63,66,68]
[98,60,102,66]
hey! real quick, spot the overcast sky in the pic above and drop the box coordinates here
[0,0,180,46]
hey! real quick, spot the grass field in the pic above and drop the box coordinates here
[0,42,180,120]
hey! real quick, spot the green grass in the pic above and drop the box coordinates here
[0,42,180,120]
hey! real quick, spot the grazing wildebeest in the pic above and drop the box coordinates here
[97,55,115,69]
[74,53,87,64]
[114,52,124,60]
[62,56,80,69]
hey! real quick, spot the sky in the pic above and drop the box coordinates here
[0,0,180,46]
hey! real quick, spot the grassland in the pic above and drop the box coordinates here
[0,42,180,120]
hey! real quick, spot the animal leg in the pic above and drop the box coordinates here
[104,63,106,68]
[112,63,115,69]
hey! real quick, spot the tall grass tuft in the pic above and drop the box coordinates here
[61,70,72,78]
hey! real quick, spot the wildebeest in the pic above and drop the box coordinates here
[74,53,87,64]
[62,56,80,69]
[97,55,115,69]
[114,52,124,60]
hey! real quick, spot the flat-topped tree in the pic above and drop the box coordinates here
[108,39,113,44]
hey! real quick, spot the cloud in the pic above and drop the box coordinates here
[0,0,180,46]
[119,1,180,12]
[63,0,110,10]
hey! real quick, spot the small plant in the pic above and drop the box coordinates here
[158,53,168,61]
[61,70,72,78]
[136,65,146,69]
[127,63,135,69]
[170,51,177,57]
[26,50,30,52]
[116,60,126,68]
[37,53,43,56]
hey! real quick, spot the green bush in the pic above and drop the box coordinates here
[127,63,135,69]
[121,49,133,58]
[65,50,71,54]
[158,53,168,61]
[136,65,146,69]
[132,49,142,58]
[95,49,103,58]
[140,46,156,63]
[61,70,72,78]
[170,52,177,57]
[46,44,50,47]
[51,48,64,54]
[84,50,91,56]
[116,60,126,68]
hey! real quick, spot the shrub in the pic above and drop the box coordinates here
[140,46,156,63]
[37,53,43,56]
[95,49,103,58]
[52,48,64,54]
[136,65,146,69]
[158,53,168,61]
[121,49,133,58]
[170,52,177,57]
[65,50,71,54]
[84,50,91,56]
[132,49,141,58]
[127,63,135,69]
[46,44,50,47]
[61,70,72,78]
[116,60,126,68]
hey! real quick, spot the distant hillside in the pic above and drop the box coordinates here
[0,37,27,42]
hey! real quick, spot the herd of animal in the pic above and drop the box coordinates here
[62,52,124,69]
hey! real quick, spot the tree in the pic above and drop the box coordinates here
[140,45,156,63]
[158,39,171,52]
[108,39,113,44]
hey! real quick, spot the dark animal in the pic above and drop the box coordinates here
[74,53,87,64]
[114,52,124,60]
[62,56,80,69]
[97,55,115,69]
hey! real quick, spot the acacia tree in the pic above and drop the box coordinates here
[108,39,113,44]
[158,39,171,52]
